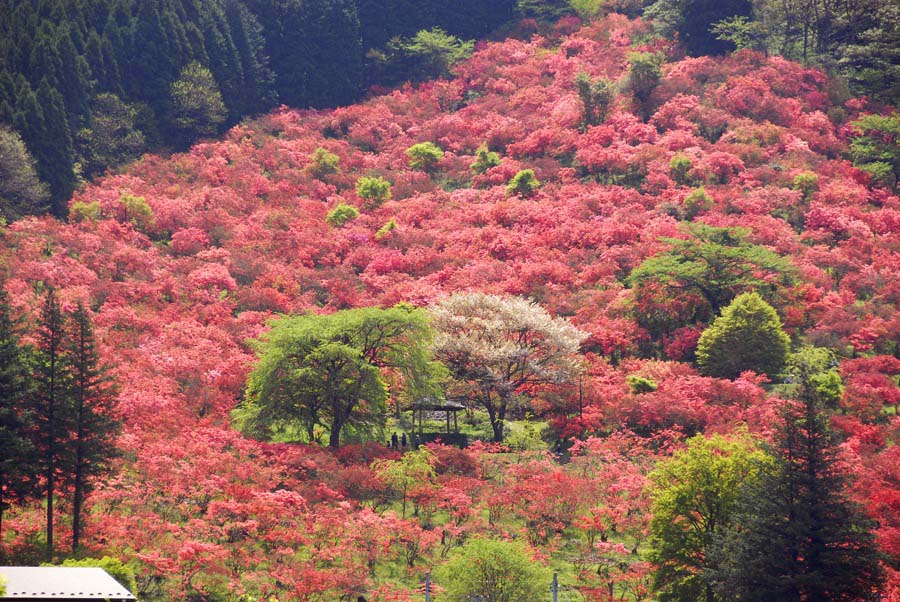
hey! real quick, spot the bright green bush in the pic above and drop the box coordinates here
[406,141,444,172]
[627,374,659,393]
[375,218,397,240]
[435,537,552,602]
[326,203,359,227]
[120,194,155,230]
[308,147,340,178]
[355,176,392,208]
[506,169,541,197]
[791,172,819,200]
[470,142,500,174]
[70,201,102,222]
[683,186,713,220]
[670,154,694,185]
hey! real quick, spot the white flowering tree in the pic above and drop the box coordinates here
[429,293,587,442]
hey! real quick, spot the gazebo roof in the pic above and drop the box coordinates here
[0,567,136,601]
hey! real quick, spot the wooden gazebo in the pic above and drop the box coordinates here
[406,396,468,447]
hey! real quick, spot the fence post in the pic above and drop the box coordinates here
[552,572,558,602]
[424,572,431,602]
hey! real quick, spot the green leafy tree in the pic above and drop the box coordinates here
[325,203,359,227]
[356,176,392,208]
[626,52,663,120]
[168,62,227,144]
[429,293,586,442]
[575,72,617,128]
[649,432,769,602]
[778,347,844,410]
[435,537,552,602]
[711,16,768,52]
[0,124,50,222]
[307,147,340,179]
[470,142,501,175]
[240,305,437,447]
[405,141,444,173]
[67,303,119,553]
[791,172,819,200]
[696,292,790,379]
[683,187,713,220]
[849,112,900,190]
[629,224,795,342]
[76,93,146,178]
[375,27,474,85]
[506,168,541,197]
[708,371,883,600]
[372,447,436,518]
[670,154,694,186]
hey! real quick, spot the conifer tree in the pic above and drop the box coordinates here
[0,287,37,544]
[31,288,72,559]
[67,302,118,553]
[708,354,883,601]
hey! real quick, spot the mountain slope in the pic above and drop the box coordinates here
[1,14,897,600]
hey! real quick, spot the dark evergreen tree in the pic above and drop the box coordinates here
[0,286,37,546]
[708,353,884,601]
[33,79,75,216]
[67,302,118,554]
[223,0,276,116]
[249,0,363,108]
[31,288,72,560]
[680,0,752,55]
[55,26,93,125]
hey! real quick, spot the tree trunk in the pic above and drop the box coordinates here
[46,468,54,559]
[329,419,342,447]
[46,391,55,560]
[72,439,84,553]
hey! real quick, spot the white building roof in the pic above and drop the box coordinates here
[0,567,136,600]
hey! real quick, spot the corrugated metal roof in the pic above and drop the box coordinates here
[0,567,136,600]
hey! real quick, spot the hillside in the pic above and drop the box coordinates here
[1,14,898,601]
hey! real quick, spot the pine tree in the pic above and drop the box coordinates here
[708,353,883,601]
[0,286,37,545]
[31,288,72,560]
[67,302,118,553]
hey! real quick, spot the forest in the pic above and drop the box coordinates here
[0,1,899,602]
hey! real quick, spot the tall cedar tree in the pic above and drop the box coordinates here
[67,303,118,554]
[0,287,37,545]
[708,356,883,601]
[32,288,72,559]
